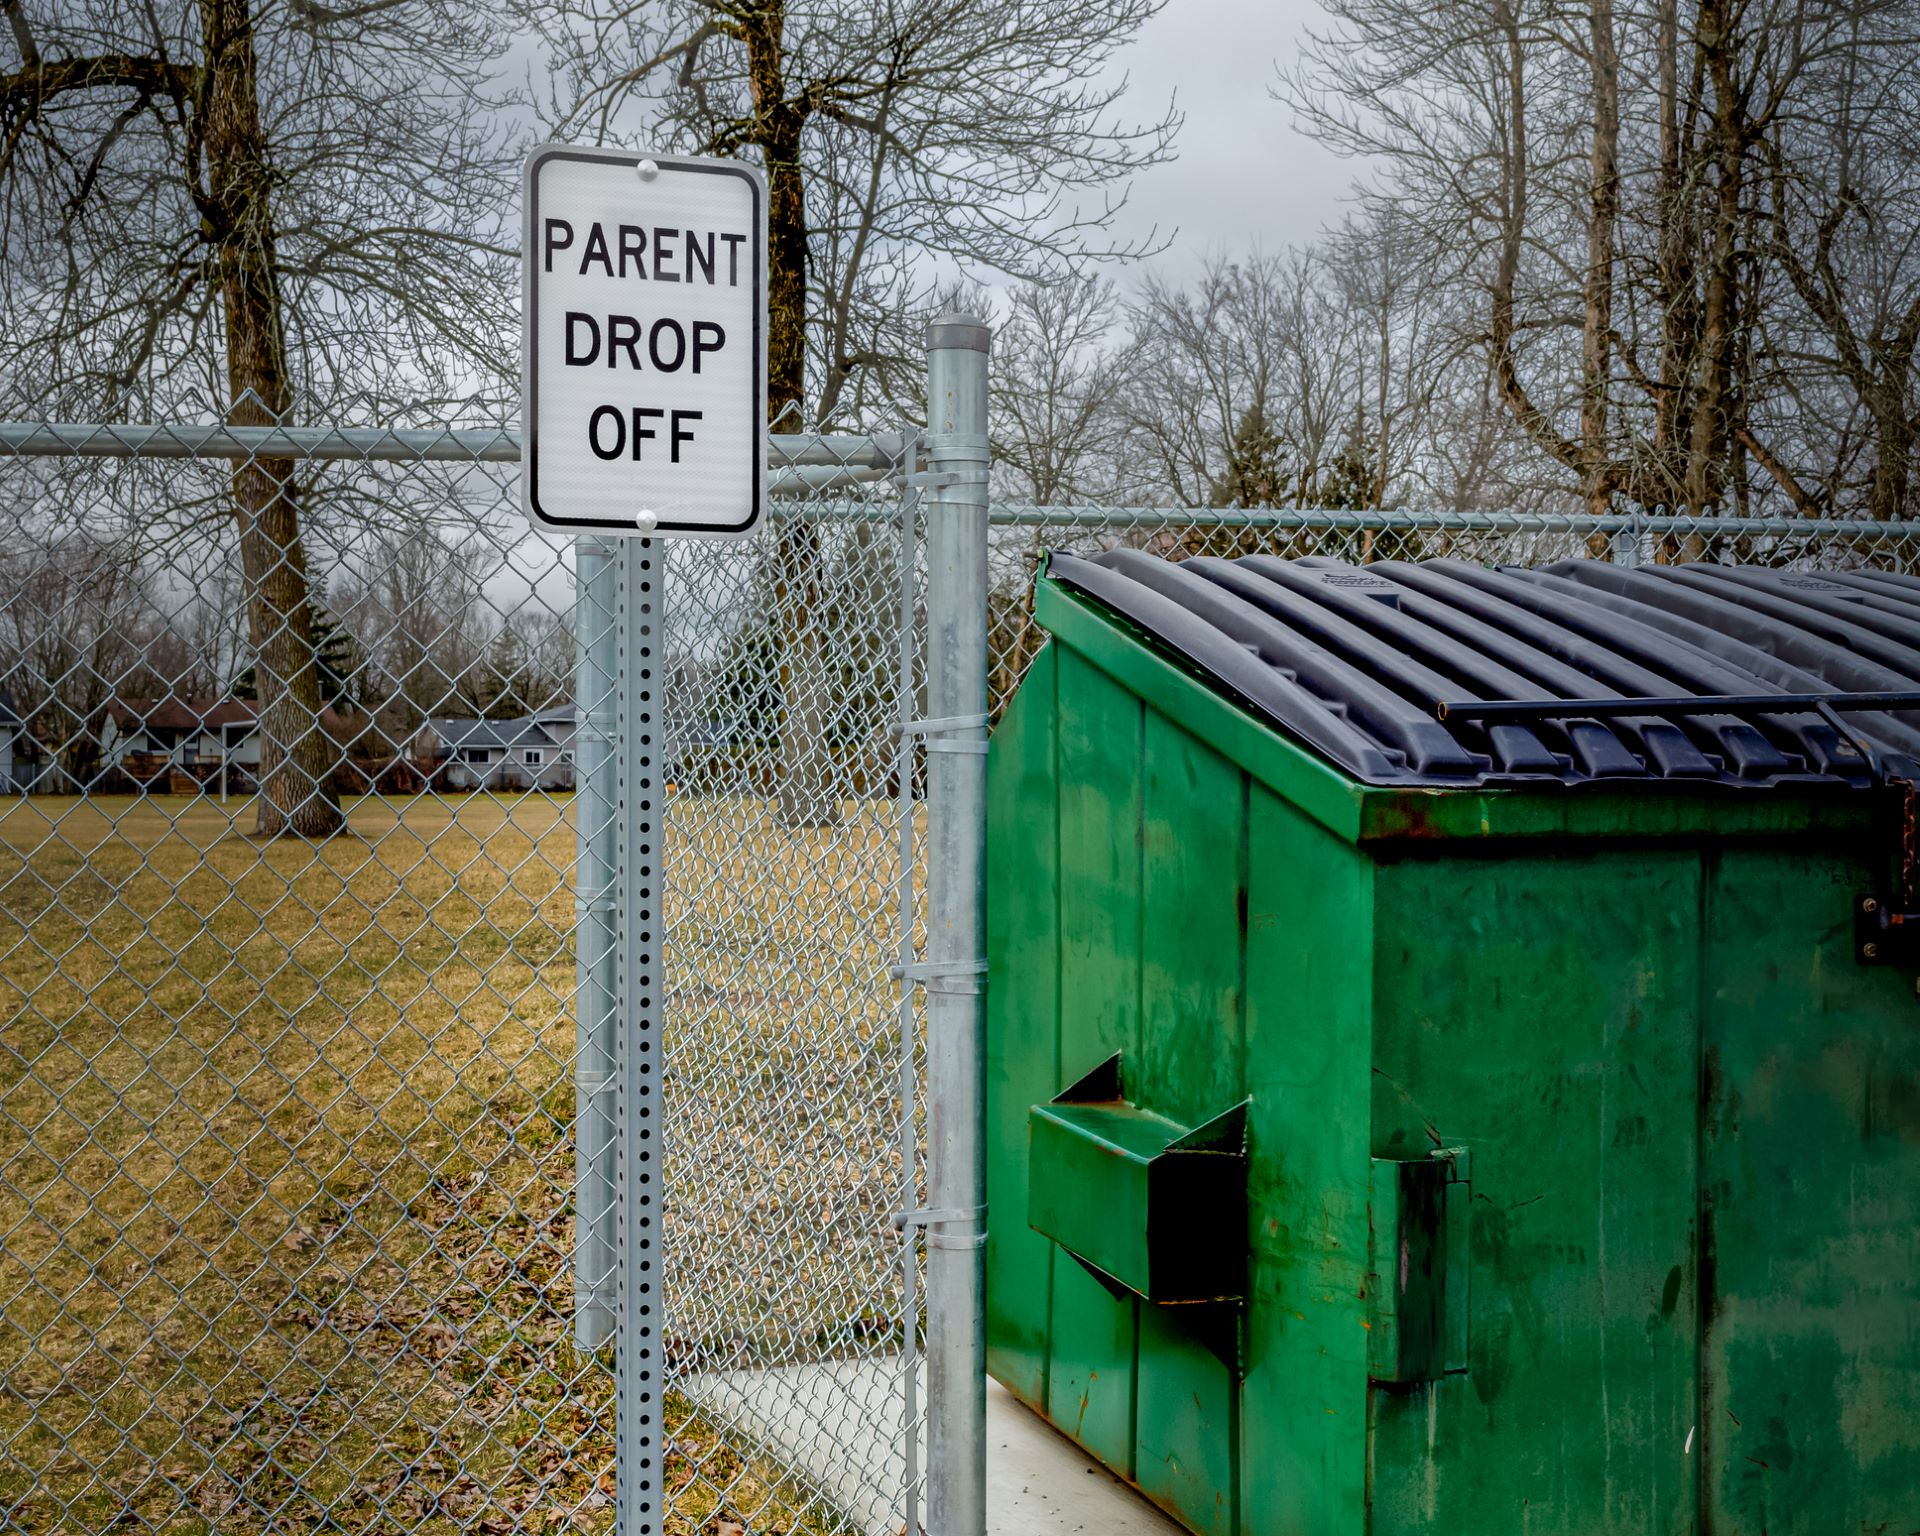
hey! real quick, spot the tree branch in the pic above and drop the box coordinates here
[1735,424,1821,515]
[2,0,39,70]
[289,0,417,27]
[0,52,197,113]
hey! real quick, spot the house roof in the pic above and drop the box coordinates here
[103,696,257,732]
[321,706,405,756]
[426,713,570,752]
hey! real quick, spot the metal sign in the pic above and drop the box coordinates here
[522,145,766,537]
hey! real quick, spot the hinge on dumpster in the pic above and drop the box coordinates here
[1367,1146,1470,1386]
[1857,774,1920,974]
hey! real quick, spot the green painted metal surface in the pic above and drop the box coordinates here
[984,573,1920,1535]
[1027,1061,1248,1307]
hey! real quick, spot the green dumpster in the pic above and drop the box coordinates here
[984,550,1920,1536]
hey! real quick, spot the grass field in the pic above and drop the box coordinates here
[0,792,906,1535]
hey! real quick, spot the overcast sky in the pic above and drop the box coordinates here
[1096,0,1362,279]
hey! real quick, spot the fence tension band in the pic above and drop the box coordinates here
[902,430,991,491]
[892,957,988,995]
[896,712,991,755]
[892,1203,989,1251]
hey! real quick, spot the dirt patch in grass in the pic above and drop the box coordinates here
[0,793,896,1535]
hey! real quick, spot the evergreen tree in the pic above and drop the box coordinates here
[235,606,362,710]
[1210,404,1288,510]
[1310,411,1379,511]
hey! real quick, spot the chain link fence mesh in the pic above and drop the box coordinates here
[4,402,1920,1535]
[0,404,925,1536]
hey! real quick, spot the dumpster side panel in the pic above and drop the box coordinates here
[985,641,1061,1407]
[1132,707,1248,1536]
[1700,843,1920,1534]
[1046,645,1146,1473]
[1239,782,1375,1536]
[1365,847,1702,1535]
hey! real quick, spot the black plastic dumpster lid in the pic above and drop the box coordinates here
[1044,549,1920,789]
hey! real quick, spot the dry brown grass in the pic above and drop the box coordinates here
[0,793,872,1536]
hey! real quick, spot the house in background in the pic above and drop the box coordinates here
[0,692,56,793]
[98,696,261,789]
[410,705,576,791]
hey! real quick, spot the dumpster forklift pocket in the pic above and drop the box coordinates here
[1026,1052,1250,1375]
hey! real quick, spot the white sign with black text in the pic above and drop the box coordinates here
[522,146,767,537]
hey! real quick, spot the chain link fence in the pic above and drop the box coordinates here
[4,389,1920,1536]
[0,402,926,1535]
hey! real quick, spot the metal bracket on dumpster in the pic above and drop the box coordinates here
[1852,766,1920,978]
[1368,1145,1471,1387]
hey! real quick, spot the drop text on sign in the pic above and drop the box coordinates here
[544,216,746,465]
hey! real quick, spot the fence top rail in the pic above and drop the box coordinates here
[988,504,1920,538]
[8,424,1920,539]
[0,420,908,471]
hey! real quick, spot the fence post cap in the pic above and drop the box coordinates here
[925,313,991,354]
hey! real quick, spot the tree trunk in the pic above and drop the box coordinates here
[1684,0,1742,519]
[1869,343,1916,522]
[1488,0,1599,494]
[746,0,840,827]
[1375,302,1391,508]
[199,0,342,838]
[1580,0,1620,528]
[1653,0,1697,508]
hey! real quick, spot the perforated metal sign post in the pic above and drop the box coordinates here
[523,144,766,537]
[614,537,664,1536]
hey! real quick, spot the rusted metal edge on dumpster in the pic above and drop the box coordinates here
[1032,573,1878,849]
[1354,783,1873,844]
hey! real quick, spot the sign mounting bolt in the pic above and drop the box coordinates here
[637,159,659,181]
[635,509,658,533]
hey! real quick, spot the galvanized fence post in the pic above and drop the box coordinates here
[574,536,619,1350]
[921,313,991,1536]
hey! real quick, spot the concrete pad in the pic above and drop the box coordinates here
[680,1360,1185,1536]
[984,1378,1187,1536]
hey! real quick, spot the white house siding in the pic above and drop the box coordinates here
[424,709,577,792]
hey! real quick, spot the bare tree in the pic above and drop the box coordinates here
[0,530,171,779]
[1280,0,1920,525]
[1118,249,1382,512]
[990,275,1126,504]
[1760,7,1920,520]
[530,0,1177,421]
[1117,255,1285,508]
[527,0,1177,824]
[331,521,505,728]
[0,0,517,833]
